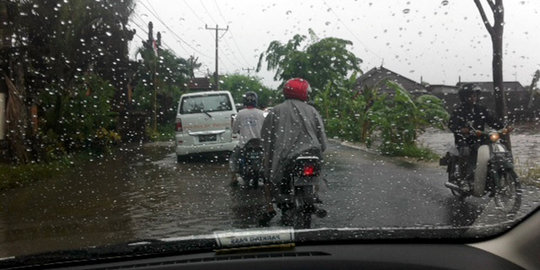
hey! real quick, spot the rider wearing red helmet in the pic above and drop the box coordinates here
[260,78,327,222]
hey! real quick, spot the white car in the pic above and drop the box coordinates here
[175,91,238,162]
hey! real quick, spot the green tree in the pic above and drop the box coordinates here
[132,46,190,126]
[369,82,448,156]
[256,29,362,94]
[220,74,276,108]
[4,0,134,162]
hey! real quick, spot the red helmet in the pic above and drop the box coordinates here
[283,78,311,101]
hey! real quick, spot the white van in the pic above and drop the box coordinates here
[175,91,238,161]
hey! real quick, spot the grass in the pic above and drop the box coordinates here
[147,124,175,142]
[0,150,114,191]
[379,143,440,161]
[0,161,63,191]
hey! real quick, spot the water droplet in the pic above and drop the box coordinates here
[441,0,449,6]
[105,32,112,37]
[325,21,331,26]
[286,10,292,15]
[403,8,410,14]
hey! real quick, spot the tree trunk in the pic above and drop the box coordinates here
[474,0,510,150]
[5,74,30,164]
[491,1,511,150]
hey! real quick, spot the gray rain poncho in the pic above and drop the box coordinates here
[261,99,327,185]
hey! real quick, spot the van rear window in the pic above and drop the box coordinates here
[180,94,232,114]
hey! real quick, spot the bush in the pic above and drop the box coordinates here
[315,79,449,158]
[38,74,119,155]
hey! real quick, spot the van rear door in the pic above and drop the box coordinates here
[177,92,236,144]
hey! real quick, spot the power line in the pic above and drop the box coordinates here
[137,1,212,59]
[206,24,229,90]
[129,17,176,53]
[195,0,246,68]
[199,0,218,25]
[322,1,384,62]
[213,0,252,67]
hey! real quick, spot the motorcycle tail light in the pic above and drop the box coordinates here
[176,118,183,132]
[303,165,315,177]
[489,132,500,142]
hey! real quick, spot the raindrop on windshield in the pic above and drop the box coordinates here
[403,8,410,14]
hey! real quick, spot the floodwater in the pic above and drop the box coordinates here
[0,145,265,257]
[1,139,538,258]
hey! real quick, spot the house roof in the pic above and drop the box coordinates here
[456,81,526,92]
[355,66,428,94]
[188,77,213,91]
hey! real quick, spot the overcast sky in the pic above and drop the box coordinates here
[128,0,540,88]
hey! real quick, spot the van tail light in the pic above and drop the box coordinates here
[230,114,236,127]
[303,165,315,177]
[175,118,183,132]
[231,114,237,139]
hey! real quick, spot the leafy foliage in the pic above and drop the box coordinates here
[132,48,190,124]
[257,29,362,94]
[4,0,135,162]
[369,81,449,156]
[220,74,277,108]
[315,79,449,158]
[38,75,118,157]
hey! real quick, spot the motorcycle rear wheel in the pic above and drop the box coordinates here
[494,171,521,217]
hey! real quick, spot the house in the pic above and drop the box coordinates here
[428,84,459,95]
[456,81,527,93]
[354,66,428,95]
[188,77,214,91]
[426,84,460,111]
[431,81,532,121]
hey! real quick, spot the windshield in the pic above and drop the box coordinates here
[0,0,539,263]
[180,94,232,114]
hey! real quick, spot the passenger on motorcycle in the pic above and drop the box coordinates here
[229,91,266,186]
[448,83,503,193]
[260,78,328,221]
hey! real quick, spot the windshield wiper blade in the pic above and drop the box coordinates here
[0,237,218,269]
[202,110,212,118]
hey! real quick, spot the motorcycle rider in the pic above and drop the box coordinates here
[229,91,266,186]
[448,83,503,194]
[260,78,328,222]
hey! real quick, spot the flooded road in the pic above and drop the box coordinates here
[1,142,539,257]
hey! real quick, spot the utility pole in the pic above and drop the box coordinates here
[242,67,254,76]
[0,0,9,141]
[205,24,228,90]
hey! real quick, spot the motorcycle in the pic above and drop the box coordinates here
[275,153,327,229]
[237,138,264,188]
[440,127,521,215]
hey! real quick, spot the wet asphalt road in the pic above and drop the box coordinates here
[0,141,538,257]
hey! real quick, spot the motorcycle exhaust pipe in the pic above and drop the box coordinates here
[444,182,461,191]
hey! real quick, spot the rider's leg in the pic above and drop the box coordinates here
[473,145,490,196]
[229,146,241,186]
[263,181,276,213]
[259,180,276,225]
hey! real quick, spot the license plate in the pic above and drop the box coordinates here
[199,134,217,142]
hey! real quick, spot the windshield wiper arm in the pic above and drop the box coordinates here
[202,110,212,118]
